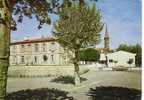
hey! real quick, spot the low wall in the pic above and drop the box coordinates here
[8,65,89,77]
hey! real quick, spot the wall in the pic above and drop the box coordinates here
[8,65,89,77]
[107,51,136,67]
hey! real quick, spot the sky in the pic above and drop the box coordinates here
[11,0,142,49]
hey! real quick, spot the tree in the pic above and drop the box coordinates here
[0,0,58,99]
[127,59,133,67]
[80,48,100,62]
[54,4,103,85]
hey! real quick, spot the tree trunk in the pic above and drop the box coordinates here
[79,0,85,6]
[0,0,11,99]
[73,49,80,86]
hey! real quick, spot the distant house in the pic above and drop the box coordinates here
[100,50,136,67]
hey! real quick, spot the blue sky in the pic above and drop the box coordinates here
[11,0,141,49]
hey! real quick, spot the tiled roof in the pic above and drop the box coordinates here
[11,37,56,45]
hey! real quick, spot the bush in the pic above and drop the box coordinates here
[80,48,100,62]
[88,86,141,100]
[112,67,128,71]
[6,88,73,100]
[51,75,87,84]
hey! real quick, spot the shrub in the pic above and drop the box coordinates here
[6,88,73,100]
[88,86,141,100]
[51,75,87,84]
[112,67,128,71]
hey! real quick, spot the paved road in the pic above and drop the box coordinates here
[7,70,141,100]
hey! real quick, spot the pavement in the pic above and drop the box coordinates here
[7,70,141,100]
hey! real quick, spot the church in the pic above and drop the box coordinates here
[98,25,136,67]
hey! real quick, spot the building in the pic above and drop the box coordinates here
[104,24,110,54]
[106,50,136,67]
[97,25,136,67]
[10,37,71,66]
[96,24,110,54]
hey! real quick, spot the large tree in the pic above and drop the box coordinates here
[54,4,103,85]
[0,1,54,99]
[80,48,100,62]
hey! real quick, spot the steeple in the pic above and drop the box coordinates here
[105,24,109,38]
[104,24,110,53]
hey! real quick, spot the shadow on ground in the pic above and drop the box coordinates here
[87,86,141,100]
[6,88,73,100]
[51,75,87,84]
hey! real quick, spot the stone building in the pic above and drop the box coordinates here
[10,37,71,66]
[95,24,110,54]
[104,24,110,54]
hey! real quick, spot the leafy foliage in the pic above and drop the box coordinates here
[80,48,100,61]
[7,0,54,30]
[2,0,99,30]
[54,4,103,51]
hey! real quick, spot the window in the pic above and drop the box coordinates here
[42,43,46,52]
[43,55,48,62]
[109,59,113,63]
[51,54,55,64]
[27,44,31,52]
[51,42,55,44]
[21,56,25,63]
[49,42,56,51]
[12,56,17,64]
[127,58,133,65]
[13,46,17,53]
[21,45,25,52]
[34,44,39,52]
[28,44,31,47]
[34,56,37,63]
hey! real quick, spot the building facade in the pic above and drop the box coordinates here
[104,24,110,54]
[10,37,71,66]
[100,50,136,67]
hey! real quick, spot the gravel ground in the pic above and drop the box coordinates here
[7,70,141,100]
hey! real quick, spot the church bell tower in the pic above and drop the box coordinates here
[104,24,110,53]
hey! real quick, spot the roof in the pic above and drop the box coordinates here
[11,37,56,45]
[105,24,109,38]
[107,50,136,56]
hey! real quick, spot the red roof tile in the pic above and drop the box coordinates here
[11,37,56,45]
